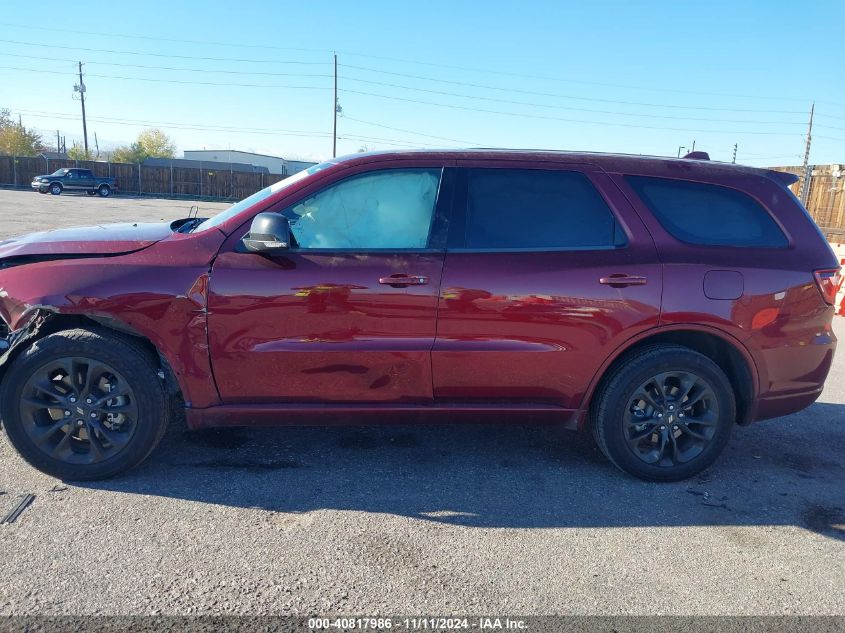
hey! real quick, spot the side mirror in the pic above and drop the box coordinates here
[242,212,291,254]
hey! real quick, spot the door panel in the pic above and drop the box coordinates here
[207,165,452,405]
[432,164,662,410]
[208,251,444,403]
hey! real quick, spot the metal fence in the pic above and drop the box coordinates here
[0,155,287,201]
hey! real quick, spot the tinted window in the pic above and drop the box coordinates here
[464,169,623,249]
[627,176,787,248]
[282,168,441,249]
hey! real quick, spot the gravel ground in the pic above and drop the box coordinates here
[0,188,842,616]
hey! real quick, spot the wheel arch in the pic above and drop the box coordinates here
[581,325,759,428]
[0,312,182,400]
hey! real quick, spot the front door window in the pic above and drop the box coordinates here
[282,169,441,250]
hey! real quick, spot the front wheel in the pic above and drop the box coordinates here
[590,345,735,482]
[87,190,97,196]
[97,184,111,197]
[0,328,169,480]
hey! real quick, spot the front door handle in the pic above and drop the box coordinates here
[379,274,429,288]
[599,274,647,287]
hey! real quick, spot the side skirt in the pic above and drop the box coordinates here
[185,403,581,431]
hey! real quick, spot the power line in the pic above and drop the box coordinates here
[0,51,333,76]
[0,25,830,111]
[339,75,803,125]
[16,107,457,149]
[0,38,329,65]
[339,64,808,115]
[342,116,480,145]
[19,110,463,149]
[0,65,331,90]
[1,52,810,123]
[16,108,333,137]
[339,88,806,137]
[0,21,331,54]
[1,61,809,127]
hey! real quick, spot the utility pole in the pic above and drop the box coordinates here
[732,143,738,164]
[800,102,814,205]
[75,61,89,155]
[94,132,99,158]
[56,129,60,153]
[332,53,338,158]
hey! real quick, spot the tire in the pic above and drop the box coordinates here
[87,190,97,196]
[97,184,111,197]
[49,183,62,195]
[38,187,47,194]
[0,328,169,480]
[590,344,735,482]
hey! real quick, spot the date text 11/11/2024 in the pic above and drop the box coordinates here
[307,617,528,630]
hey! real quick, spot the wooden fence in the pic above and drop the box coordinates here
[0,155,287,201]
[791,165,845,242]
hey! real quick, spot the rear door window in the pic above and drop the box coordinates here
[461,168,624,250]
[626,176,788,248]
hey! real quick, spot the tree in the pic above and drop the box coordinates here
[0,108,44,157]
[111,128,176,164]
[110,144,140,164]
[67,143,93,161]
[136,128,176,158]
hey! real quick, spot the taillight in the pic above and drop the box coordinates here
[813,268,842,305]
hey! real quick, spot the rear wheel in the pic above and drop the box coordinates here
[49,183,62,195]
[0,328,169,480]
[591,345,735,482]
[97,184,111,197]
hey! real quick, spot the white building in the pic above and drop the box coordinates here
[182,149,317,176]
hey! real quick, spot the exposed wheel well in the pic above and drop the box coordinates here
[0,313,181,397]
[590,329,755,426]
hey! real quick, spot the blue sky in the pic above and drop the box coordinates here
[2,0,844,166]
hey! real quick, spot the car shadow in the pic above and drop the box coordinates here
[79,402,845,540]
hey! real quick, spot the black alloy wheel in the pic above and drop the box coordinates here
[20,357,139,465]
[623,371,719,467]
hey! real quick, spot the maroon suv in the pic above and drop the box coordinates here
[0,150,838,481]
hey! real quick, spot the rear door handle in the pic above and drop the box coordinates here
[599,274,647,287]
[379,274,429,287]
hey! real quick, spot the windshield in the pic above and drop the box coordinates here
[193,162,334,233]
[50,169,69,176]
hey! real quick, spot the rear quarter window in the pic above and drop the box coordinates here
[626,176,788,248]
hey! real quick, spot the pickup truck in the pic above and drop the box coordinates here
[31,168,117,197]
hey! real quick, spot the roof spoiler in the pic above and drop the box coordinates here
[767,169,800,186]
